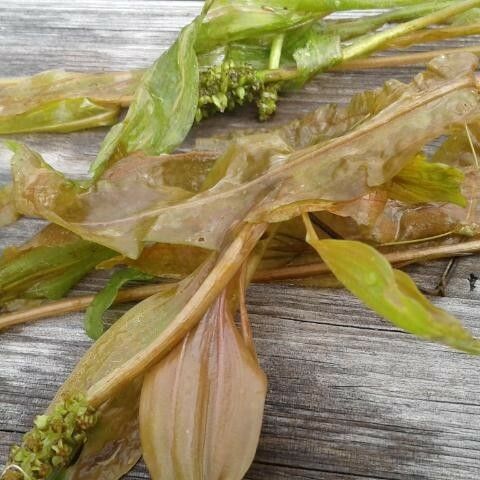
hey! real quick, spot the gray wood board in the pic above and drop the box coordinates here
[1,1,480,479]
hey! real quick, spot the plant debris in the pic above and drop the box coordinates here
[3,1,480,479]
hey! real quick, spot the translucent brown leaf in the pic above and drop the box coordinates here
[11,54,480,258]
[139,288,267,480]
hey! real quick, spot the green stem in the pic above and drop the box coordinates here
[335,44,480,70]
[388,23,480,48]
[260,0,480,85]
[342,0,480,62]
[269,34,285,70]
[267,0,447,11]
[324,1,455,40]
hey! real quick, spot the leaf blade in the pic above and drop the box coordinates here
[84,268,154,340]
[304,214,480,353]
[90,19,202,179]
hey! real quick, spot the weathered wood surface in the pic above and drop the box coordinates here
[1,1,480,479]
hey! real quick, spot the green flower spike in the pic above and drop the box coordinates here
[196,61,279,122]
[2,395,97,480]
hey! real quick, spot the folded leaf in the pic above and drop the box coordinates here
[304,214,480,353]
[0,69,142,134]
[0,98,119,134]
[31,223,264,480]
[91,18,202,179]
[11,55,480,257]
[0,225,114,308]
[139,287,266,480]
[0,184,19,227]
[85,268,154,340]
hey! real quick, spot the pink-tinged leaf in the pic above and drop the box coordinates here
[139,288,267,480]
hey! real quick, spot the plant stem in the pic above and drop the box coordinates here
[336,44,480,69]
[269,34,285,71]
[0,284,172,331]
[86,222,267,407]
[254,240,480,282]
[247,0,437,12]
[342,0,480,62]
[261,1,480,86]
[387,23,480,48]
[324,1,455,41]
[311,0,447,10]
[2,238,480,332]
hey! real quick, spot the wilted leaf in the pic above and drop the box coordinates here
[139,288,266,480]
[12,55,480,257]
[304,214,480,353]
[85,268,154,340]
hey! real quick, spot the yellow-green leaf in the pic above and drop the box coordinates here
[304,214,480,354]
[387,154,467,206]
[0,69,142,134]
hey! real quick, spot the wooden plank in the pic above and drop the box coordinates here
[2,1,480,479]
[2,289,480,479]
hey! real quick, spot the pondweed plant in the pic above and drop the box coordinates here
[3,1,480,479]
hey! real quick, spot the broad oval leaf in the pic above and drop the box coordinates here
[139,289,267,480]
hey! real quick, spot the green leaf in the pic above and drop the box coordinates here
[90,19,202,179]
[85,268,154,340]
[196,2,321,53]
[225,43,271,70]
[0,98,119,134]
[0,225,114,308]
[0,69,142,134]
[387,153,467,206]
[290,31,342,86]
[11,55,480,257]
[304,215,480,354]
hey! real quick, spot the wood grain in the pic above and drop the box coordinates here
[1,1,480,479]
